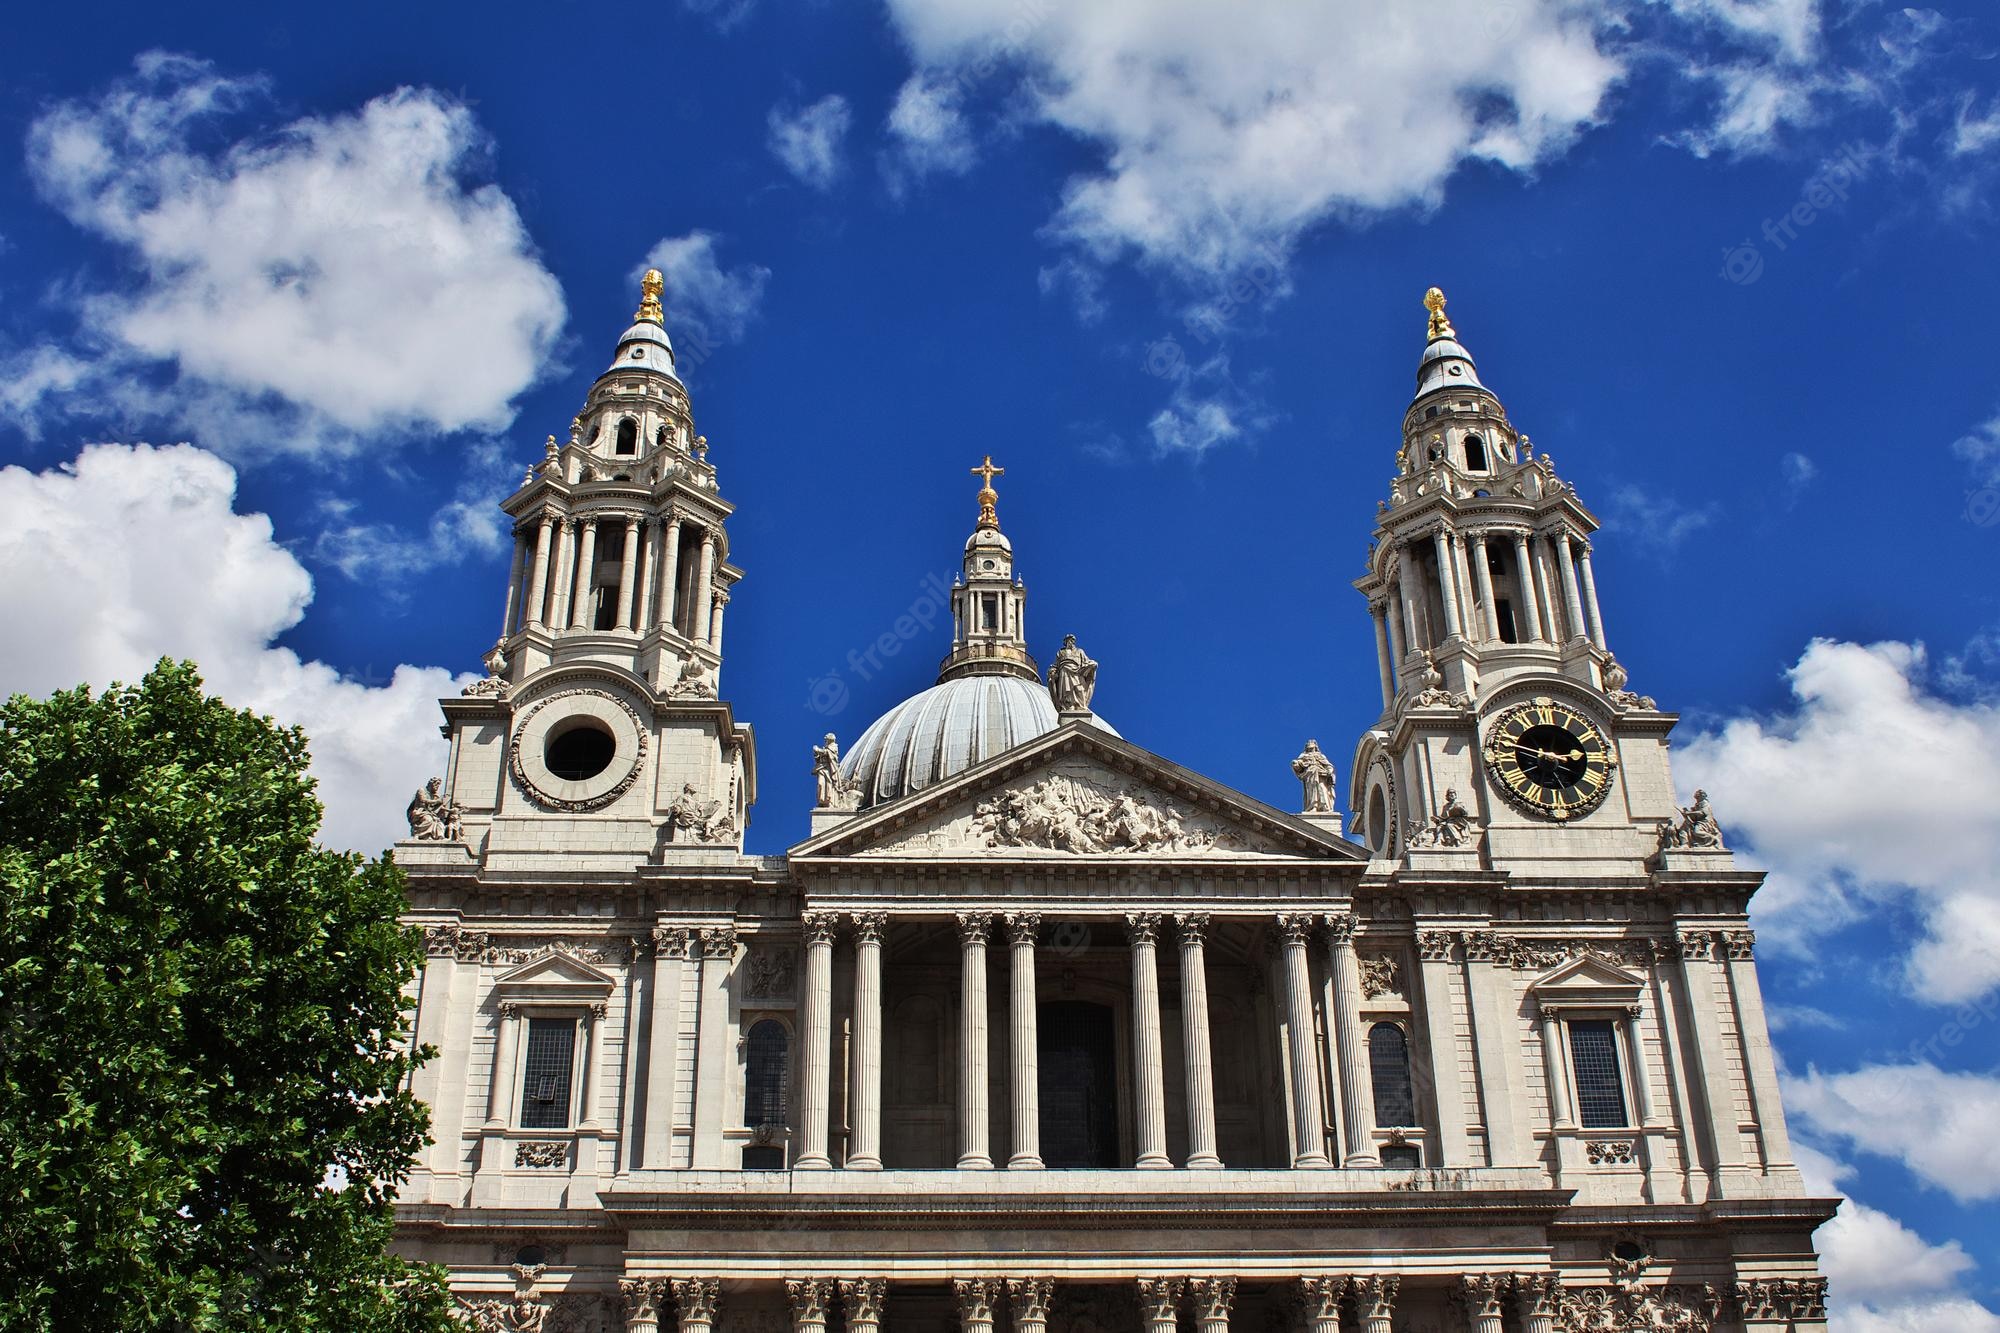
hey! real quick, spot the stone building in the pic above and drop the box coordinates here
[394,277,1834,1332]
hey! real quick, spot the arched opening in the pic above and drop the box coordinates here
[1463,433,1489,472]
[1038,1000,1120,1167]
[1369,1022,1417,1128]
[544,719,615,781]
[656,423,669,449]
[615,418,638,455]
[1366,785,1389,854]
[744,1019,790,1129]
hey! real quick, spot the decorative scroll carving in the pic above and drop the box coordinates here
[1323,912,1357,946]
[652,925,693,959]
[955,912,993,947]
[1677,930,1716,962]
[1292,739,1336,813]
[743,945,797,1000]
[1490,936,1658,972]
[953,1279,1001,1323]
[698,926,737,960]
[1351,1276,1398,1323]
[513,1140,568,1169]
[455,1296,549,1332]
[1459,1274,1506,1319]
[1410,649,1471,709]
[1174,912,1209,945]
[620,1280,668,1322]
[1187,1279,1237,1323]
[971,774,1228,854]
[483,938,633,967]
[800,911,840,948]
[1275,913,1319,946]
[1723,929,1756,961]
[1416,930,1457,963]
[1004,911,1042,946]
[1586,1139,1636,1165]
[1513,1273,1560,1319]
[1359,954,1403,999]
[666,656,717,700]
[1135,1279,1184,1324]
[670,1279,720,1324]
[785,1279,833,1324]
[839,1279,886,1324]
[1124,912,1163,945]
[1556,1284,1720,1332]
[1296,1277,1348,1322]
[664,782,735,844]
[1658,789,1725,851]
[1461,931,1502,963]
[1007,1278,1055,1323]
[1732,1278,1826,1322]
[407,777,464,841]
[1406,788,1476,849]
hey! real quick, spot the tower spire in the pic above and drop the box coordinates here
[939,459,1036,683]
[971,455,1004,530]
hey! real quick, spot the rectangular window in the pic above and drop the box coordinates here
[741,1145,785,1170]
[1380,1144,1422,1169]
[1568,1020,1627,1129]
[980,594,998,630]
[519,1017,576,1129]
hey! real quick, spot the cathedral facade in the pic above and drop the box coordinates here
[393,275,1834,1333]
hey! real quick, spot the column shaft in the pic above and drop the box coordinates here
[642,928,689,1167]
[616,515,642,630]
[1127,913,1171,1168]
[549,518,577,631]
[956,913,993,1169]
[692,531,718,643]
[1554,534,1586,643]
[1384,596,1406,689]
[658,516,684,633]
[709,591,729,653]
[1470,533,1501,641]
[500,530,528,637]
[1432,528,1465,639]
[1531,538,1560,641]
[570,518,600,630]
[1578,546,1608,649]
[525,515,556,630]
[1510,533,1543,642]
[1370,604,1394,708]
[1539,1007,1576,1130]
[485,1003,521,1127]
[1006,913,1043,1169]
[635,517,659,633]
[1325,915,1379,1165]
[1277,916,1331,1166]
[578,1004,605,1128]
[796,912,837,1169]
[1396,546,1425,650]
[848,913,885,1169]
[1178,914,1222,1168]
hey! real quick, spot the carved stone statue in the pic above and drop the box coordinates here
[1408,788,1475,850]
[1659,789,1724,851]
[664,782,733,844]
[812,733,860,811]
[1291,739,1336,813]
[970,774,1224,854]
[667,656,716,699]
[405,777,462,842]
[1048,634,1098,713]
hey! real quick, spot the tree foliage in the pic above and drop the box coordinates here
[0,661,457,1332]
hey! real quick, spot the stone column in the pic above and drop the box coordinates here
[692,529,719,644]
[1177,913,1222,1169]
[578,1002,607,1129]
[956,912,994,1169]
[1369,602,1394,708]
[1396,544,1425,651]
[1352,1277,1398,1333]
[1276,914,1331,1167]
[615,514,642,629]
[1324,913,1379,1166]
[1297,1278,1346,1333]
[954,1279,1000,1333]
[1538,1005,1576,1131]
[619,1278,669,1333]
[796,911,839,1169]
[1008,1279,1054,1333]
[671,1279,719,1333]
[500,529,528,637]
[1554,534,1586,645]
[1137,1279,1183,1333]
[485,1002,523,1127]
[548,517,577,631]
[1509,532,1542,642]
[839,1279,886,1333]
[1513,1273,1559,1333]
[634,517,659,633]
[526,514,556,630]
[1530,537,1560,641]
[1126,912,1171,1168]
[1470,532,1501,641]
[709,589,729,653]
[1577,544,1608,650]
[847,912,886,1170]
[1721,929,1795,1170]
[1383,598,1406,692]
[570,517,601,630]
[1431,526,1465,639]
[1188,1278,1234,1333]
[1004,912,1044,1169]
[787,1279,833,1333]
[642,927,691,1167]
[1620,1004,1660,1128]
[1459,1275,1506,1333]
[657,513,684,633]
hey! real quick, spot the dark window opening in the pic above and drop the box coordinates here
[1569,1020,1628,1129]
[1381,1144,1422,1169]
[741,1145,785,1169]
[519,1017,576,1129]
[1424,406,1439,419]
[980,593,999,631]
[615,419,638,455]
[1369,1023,1417,1127]
[1463,434,1489,471]
[1038,1001,1120,1167]
[1496,599,1518,643]
[545,722,615,781]
[745,1019,790,1128]
[655,424,668,449]
[593,591,619,631]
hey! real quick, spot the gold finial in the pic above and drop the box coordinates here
[636,268,665,324]
[1424,286,1454,340]
[971,455,1005,530]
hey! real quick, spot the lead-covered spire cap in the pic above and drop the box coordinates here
[1413,286,1485,400]
[603,268,679,379]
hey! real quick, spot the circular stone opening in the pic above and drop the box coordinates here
[545,719,616,781]
[1367,786,1389,853]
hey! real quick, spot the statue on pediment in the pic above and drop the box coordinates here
[1292,739,1336,813]
[1048,634,1098,713]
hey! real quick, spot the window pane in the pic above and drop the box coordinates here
[745,1020,790,1128]
[519,1017,576,1129]
[1368,1022,1417,1127]
[1568,1020,1627,1128]
[1380,1144,1422,1169]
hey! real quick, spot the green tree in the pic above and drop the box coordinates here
[0,660,456,1332]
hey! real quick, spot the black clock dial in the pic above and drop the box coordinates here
[1514,723,1589,787]
[1481,697,1617,821]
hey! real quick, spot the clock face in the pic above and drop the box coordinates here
[1482,697,1617,821]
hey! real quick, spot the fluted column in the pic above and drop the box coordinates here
[709,589,729,653]
[1352,1277,1397,1333]
[1276,914,1331,1167]
[692,529,719,643]
[671,1279,719,1333]
[616,514,642,629]
[1513,1273,1559,1333]
[1383,596,1406,693]
[840,1280,886,1333]
[657,513,684,633]
[848,912,885,1169]
[795,911,838,1169]
[1369,602,1394,708]
[955,1279,999,1333]
[1008,1279,1054,1333]
[1126,912,1171,1168]
[619,1278,668,1333]
[1137,1279,1183,1333]
[525,515,556,630]
[1509,532,1542,642]
[485,1001,522,1127]
[548,517,577,631]
[1188,1278,1235,1333]
[1396,545,1425,650]
[787,1279,833,1333]
[1577,543,1608,650]
[1004,912,1043,1169]
[1324,913,1379,1166]
[1460,1275,1505,1333]
[956,912,994,1169]
[1176,912,1222,1168]
[1531,537,1561,641]
[570,517,600,630]
[1298,1278,1346,1333]
[500,529,528,637]
[634,517,659,632]
[1554,534,1586,644]
[1538,1005,1576,1131]
[1470,532,1501,641]
[1431,527,1464,639]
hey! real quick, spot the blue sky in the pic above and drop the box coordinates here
[2,2,1998,1326]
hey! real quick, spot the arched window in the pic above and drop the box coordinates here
[1369,1022,1417,1127]
[615,418,639,455]
[744,1020,789,1128]
[1463,433,1489,471]
[656,424,669,449]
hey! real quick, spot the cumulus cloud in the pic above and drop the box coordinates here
[0,443,471,854]
[1786,1064,2000,1204]
[883,74,978,188]
[633,231,772,373]
[15,51,563,460]
[312,439,515,583]
[766,94,851,191]
[1676,638,2000,1002]
[1602,485,1721,553]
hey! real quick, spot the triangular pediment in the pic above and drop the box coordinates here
[1528,953,1647,1007]
[492,950,616,999]
[792,723,1363,862]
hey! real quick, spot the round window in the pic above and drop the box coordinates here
[545,719,616,781]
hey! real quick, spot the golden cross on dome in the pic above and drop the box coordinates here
[971,455,1004,530]
[636,268,665,324]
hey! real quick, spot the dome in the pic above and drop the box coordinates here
[605,321,679,379]
[840,674,1116,808]
[1415,335,1484,398]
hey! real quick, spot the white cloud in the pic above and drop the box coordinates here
[1602,484,1721,553]
[1954,93,2000,156]
[17,51,563,460]
[1676,638,2000,1002]
[1786,1064,2000,1204]
[1956,411,2000,485]
[0,345,91,439]
[766,94,851,191]
[633,232,771,372]
[0,443,472,854]
[884,74,978,187]
[312,439,515,583]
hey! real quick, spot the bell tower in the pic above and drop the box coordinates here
[939,455,1039,684]
[1347,289,1679,867]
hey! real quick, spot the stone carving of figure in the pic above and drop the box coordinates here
[812,733,860,810]
[1660,789,1724,850]
[1048,634,1098,713]
[664,782,733,844]
[1408,788,1475,849]
[971,775,1219,854]
[405,777,462,842]
[667,656,716,699]
[1292,739,1336,813]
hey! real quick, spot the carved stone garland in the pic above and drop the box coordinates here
[508,689,649,813]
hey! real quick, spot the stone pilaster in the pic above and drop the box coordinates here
[642,926,690,1168]
[956,912,994,1169]
[1126,912,1171,1168]
[1005,912,1044,1169]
